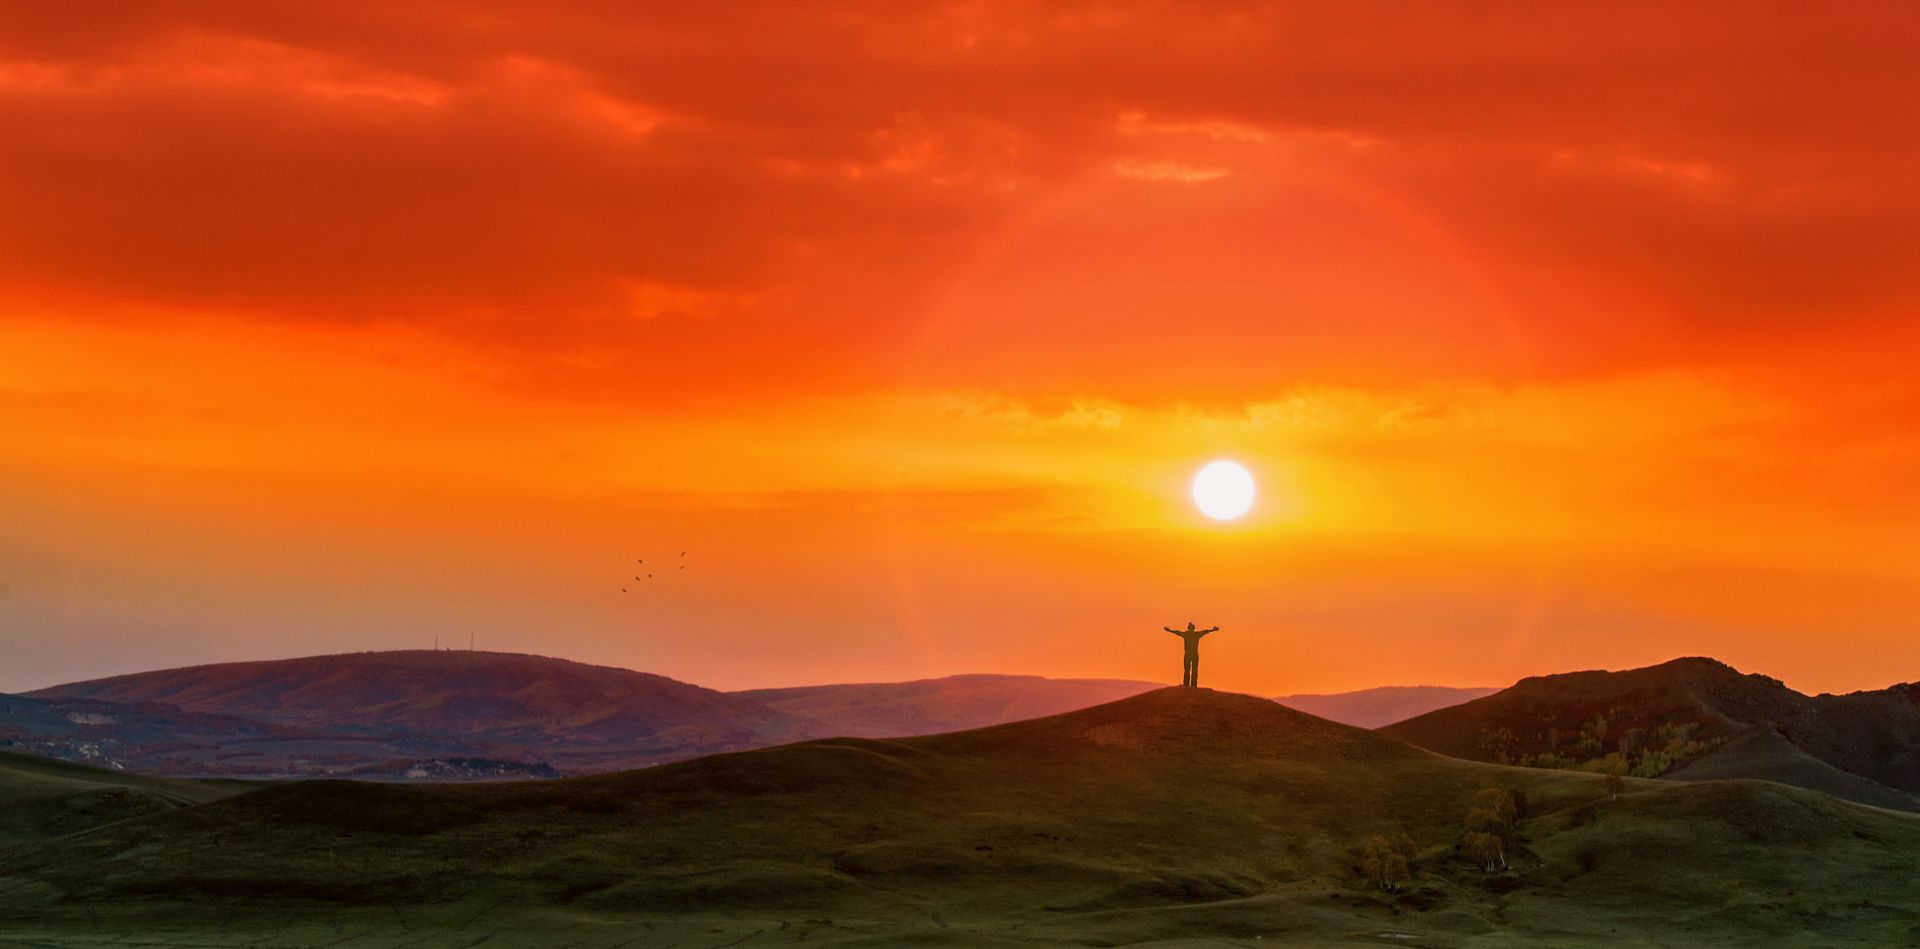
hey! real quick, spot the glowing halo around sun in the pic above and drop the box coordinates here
[1191,460,1256,521]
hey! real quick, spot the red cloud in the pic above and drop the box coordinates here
[2,2,1917,401]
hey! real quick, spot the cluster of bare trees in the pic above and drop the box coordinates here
[1461,787,1522,873]
[1478,725,1518,765]
[1357,787,1536,888]
[1360,833,1417,891]
[1481,714,1716,777]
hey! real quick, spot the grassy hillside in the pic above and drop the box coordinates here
[1,688,1916,946]
[0,750,239,848]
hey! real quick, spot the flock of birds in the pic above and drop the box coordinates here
[622,551,687,593]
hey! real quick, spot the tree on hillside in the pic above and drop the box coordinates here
[1504,786,1529,821]
[1361,833,1418,891]
[1461,787,1523,874]
[1478,725,1517,765]
[1618,726,1646,758]
[1462,831,1507,872]
[1602,754,1627,800]
[1465,787,1517,838]
[1577,714,1610,756]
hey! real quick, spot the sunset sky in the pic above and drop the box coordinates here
[3,3,1918,696]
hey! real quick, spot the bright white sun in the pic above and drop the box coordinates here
[1191,460,1256,521]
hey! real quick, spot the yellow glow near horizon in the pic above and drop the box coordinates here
[1191,460,1256,521]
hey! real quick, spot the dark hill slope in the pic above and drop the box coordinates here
[0,750,238,848]
[732,673,1160,737]
[1275,685,1499,728]
[3,688,1918,946]
[1382,657,1787,759]
[32,651,817,771]
[1778,682,1920,791]
[1661,726,1919,811]
[1382,657,1920,811]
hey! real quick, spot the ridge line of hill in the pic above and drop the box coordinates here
[1381,656,1920,812]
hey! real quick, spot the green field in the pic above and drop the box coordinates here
[2,690,1916,946]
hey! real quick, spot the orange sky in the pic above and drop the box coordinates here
[3,3,1919,696]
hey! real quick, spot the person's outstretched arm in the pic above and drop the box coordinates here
[1199,626,1219,636]
[1163,627,1183,635]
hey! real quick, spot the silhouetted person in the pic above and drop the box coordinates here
[1163,622,1218,687]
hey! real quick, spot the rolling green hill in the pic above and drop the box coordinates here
[0,750,240,848]
[1,688,1916,946]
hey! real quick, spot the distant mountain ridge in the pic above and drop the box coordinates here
[15,652,1501,778]
[27,650,817,775]
[6,655,1182,777]
[1382,657,1920,812]
[34,650,795,741]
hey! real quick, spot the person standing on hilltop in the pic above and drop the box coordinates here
[1163,622,1219,687]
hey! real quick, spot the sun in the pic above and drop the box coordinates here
[1191,460,1256,521]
